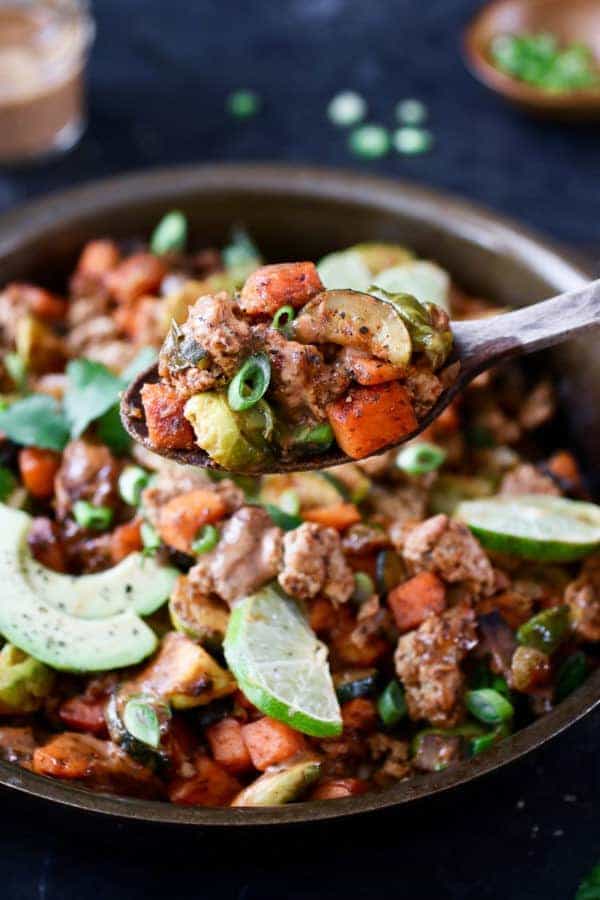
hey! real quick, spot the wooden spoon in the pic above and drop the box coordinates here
[464,0,600,120]
[120,279,600,475]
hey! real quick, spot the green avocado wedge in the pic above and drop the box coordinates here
[224,585,342,738]
[456,495,600,562]
[0,505,178,672]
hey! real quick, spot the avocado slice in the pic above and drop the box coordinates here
[0,506,178,672]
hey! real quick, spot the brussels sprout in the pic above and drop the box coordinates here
[0,644,54,713]
[259,472,344,512]
[292,289,412,368]
[351,243,414,275]
[371,289,453,370]
[15,315,65,376]
[231,757,322,807]
[169,575,229,648]
[161,273,242,330]
[374,260,450,311]
[429,475,495,515]
[184,392,273,472]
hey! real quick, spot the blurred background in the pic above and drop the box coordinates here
[1,2,600,898]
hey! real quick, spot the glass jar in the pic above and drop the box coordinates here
[0,0,95,164]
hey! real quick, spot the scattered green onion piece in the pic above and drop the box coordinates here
[4,353,27,392]
[222,227,260,271]
[278,489,300,516]
[396,98,428,125]
[0,466,16,502]
[227,353,271,412]
[118,465,150,507]
[396,442,446,475]
[150,210,187,256]
[377,680,407,727]
[351,572,375,606]
[491,675,511,699]
[263,503,302,531]
[466,688,514,726]
[327,91,367,127]
[292,423,335,450]
[226,89,261,118]
[73,500,113,532]
[271,305,295,331]
[123,696,162,749]
[516,605,571,655]
[555,651,587,703]
[191,524,219,555]
[471,723,510,756]
[349,124,391,159]
[393,127,434,156]
[141,521,161,555]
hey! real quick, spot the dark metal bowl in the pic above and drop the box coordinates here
[0,163,596,827]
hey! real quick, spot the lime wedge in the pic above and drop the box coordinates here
[224,586,342,737]
[456,495,600,562]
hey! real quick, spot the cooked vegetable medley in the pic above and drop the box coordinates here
[0,216,598,809]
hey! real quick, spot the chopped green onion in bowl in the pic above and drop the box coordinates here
[141,521,161,555]
[191,524,220,555]
[396,98,428,125]
[490,32,600,93]
[327,91,367,127]
[226,89,261,118]
[396,442,446,475]
[118,465,150,507]
[349,124,391,159]
[227,353,271,412]
[272,305,295,332]
[73,500,114,532]
[466,688,514,725]
[150,211,187,256]
[393,126,434,156]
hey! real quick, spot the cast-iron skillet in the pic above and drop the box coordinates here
[0,164,597,827]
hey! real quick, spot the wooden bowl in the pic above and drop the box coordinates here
[464,0,600,119]
[0,163,597,827]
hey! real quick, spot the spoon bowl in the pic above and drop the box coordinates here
[121,277,600,475]
[464,0,600,120]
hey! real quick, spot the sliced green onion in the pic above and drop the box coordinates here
[555,651,587,703]
[351,572,375,606]
[278,489,300,516]
[349,124,391,159]
[222,227,260,271]
[272,305,295,331]
[466,688,514,725]
[396,442,446,475]
[292,423,334,450]
[150,210,188,256]
[123,696,162,748]
[228,353,271,412]
[141,521,161,555]
[377,680,407,727]
[118,465,150,507]
[191,524,219,555]
[471,723,510,756]
[4,353,27,392]
[327,91,367,127]
[263,503,302,531]
[396,98,428,125]
[517,606,571,654]
[226,89,261,118]
[393,127,434,156]
[73,500,113,531]
[491,675,511,699]
[0,466,16,502]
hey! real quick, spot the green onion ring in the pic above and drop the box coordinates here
[191,524,220,555]
[227,353,271,412]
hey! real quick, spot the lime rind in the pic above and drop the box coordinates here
[224,587,342,738]
[456,495,600,562]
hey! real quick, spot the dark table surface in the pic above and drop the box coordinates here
[1,1,599,897]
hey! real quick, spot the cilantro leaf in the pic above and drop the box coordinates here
[97,404,131,454]
[64,359,124,438]
[0,395,70,450]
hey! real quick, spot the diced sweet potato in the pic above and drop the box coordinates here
[76,240,121,278]
[546,450,582,488]
[18,447,61,499]
[327,382,418,460]
[241,717,307,771]
[206,717,254,774]
[7,283,67,321]
[58,696,109,737]
[387,572,446,633]
[303,503,361,530]
[341,698,378,733]
[157,489,227,554]
[310,777,369,800]
[239,262,323,317]
[141,382,196,451]
[110,518,143,563]
[168,755,241,806]
[342,349,405,386]
[106,252,166,305]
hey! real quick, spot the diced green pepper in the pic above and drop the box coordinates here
[516,605,571,655]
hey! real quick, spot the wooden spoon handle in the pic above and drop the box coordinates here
[452,277,600,376]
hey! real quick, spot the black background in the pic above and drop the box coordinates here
[1,1,599,897]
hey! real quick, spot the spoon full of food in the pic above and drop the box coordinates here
[120,262,600,475]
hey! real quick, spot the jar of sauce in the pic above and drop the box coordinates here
[0,0,94,164]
